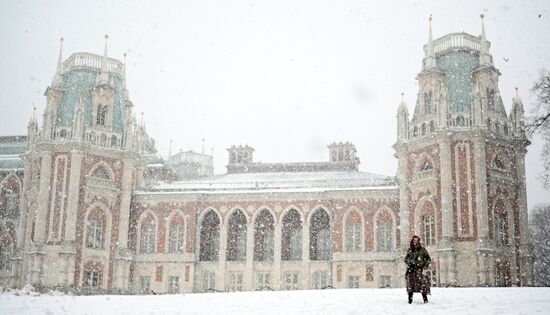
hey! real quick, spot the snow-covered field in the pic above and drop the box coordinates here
[1,287,549,315]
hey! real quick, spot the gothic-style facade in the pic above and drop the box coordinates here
[0,18,533,293]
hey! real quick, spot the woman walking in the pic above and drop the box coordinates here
[404,235,431,304]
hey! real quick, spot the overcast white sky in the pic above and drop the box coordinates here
[0,0,549,208]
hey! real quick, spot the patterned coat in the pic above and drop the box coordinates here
[404,245,431,294]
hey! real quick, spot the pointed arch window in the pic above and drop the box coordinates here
[310,209,331,261]
[429,121,435,133]
[494,212,506,246]
[345,210,362,252]
[87,219,103,249]
[140,215,156,254]
[423,215,435,246]
[199,211,220,261]
[492,155,507,171]
[376,209,393,252]
[96,105,107,126]
[282,209,302,261]
[494,200,508,247]
[254,209,275,261]
[420,159,434,172]
[456,115,465,127]
[227,210,247,261]
[424,91,432,114]
[168,214,185,254]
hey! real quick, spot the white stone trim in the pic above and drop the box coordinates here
[454,142,474,238]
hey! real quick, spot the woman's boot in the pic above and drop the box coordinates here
[408,292,413,304]
[422,293,428,303]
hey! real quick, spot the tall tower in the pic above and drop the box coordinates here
[18,36,154,291]
[394,16,533,287]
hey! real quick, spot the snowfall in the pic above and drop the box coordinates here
[1,286,550,315]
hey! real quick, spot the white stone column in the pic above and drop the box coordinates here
[437,139,457,286]
[244,222,254,290]
[117,158,134,248]
[218,223,228,291]
[397,147,410,249]
[439,139,453,244]
[64,150,83,242]
[35,151,53,243]
[515,147,532,286]
[16,157,32,249]
[273,221,282,290]
[474,138,489,242]
[473,137,491,286]
[301,222,310,289]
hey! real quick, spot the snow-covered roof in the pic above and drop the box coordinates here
[138,170,396,195]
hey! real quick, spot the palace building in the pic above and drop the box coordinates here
[0,18,534,293]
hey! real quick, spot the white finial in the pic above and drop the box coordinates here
[98,34,110,83]
[515,87,519,100]
[425,15,436,70]
[479,14,491,66]
[52,37,65,87]
[202,138,205,154]
[57,37,64,72]
[32,103,37,122]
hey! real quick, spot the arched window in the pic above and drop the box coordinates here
[376,209,393,252]
[310,209,331,260]
[456,115,465,127]
[0,236,14,271]
[226,209,247,261]
[345,210,362,252]
[423,215,435,246]
[413,126,418,137]
[111,135,118,147]
[503,123,509,135]
[59,129,68,139]
[493,155,506,171]
[96,105,107,126]
[495,123,501,134]
[421,123,426,136]
[494,199,508,246]
[168,213,185,254]
[419,159,434,172]
[424,91,432,114]
[140,214,156,254]
[282,209,302,261]
[86,208,105,249]
[487,118,492,131]
[254,209,274,261]
[429,121,435,133]
[199,210,220,261]
[100,134,108,146]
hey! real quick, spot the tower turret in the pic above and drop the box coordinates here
[397,93,409,142]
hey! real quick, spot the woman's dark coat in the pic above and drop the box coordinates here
[404,244,431,294]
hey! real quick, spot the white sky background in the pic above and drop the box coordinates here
[0,0,549,208]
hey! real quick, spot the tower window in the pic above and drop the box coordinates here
[424,91,432,114]
[96,105,107,126]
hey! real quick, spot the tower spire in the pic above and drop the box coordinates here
[98,34,110,84]
[57,37,63,72]
[52,37,64,87]
[479,14,491,66]
[425,15,436,70]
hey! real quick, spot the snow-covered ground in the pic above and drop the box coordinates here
[1,287,549,315]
